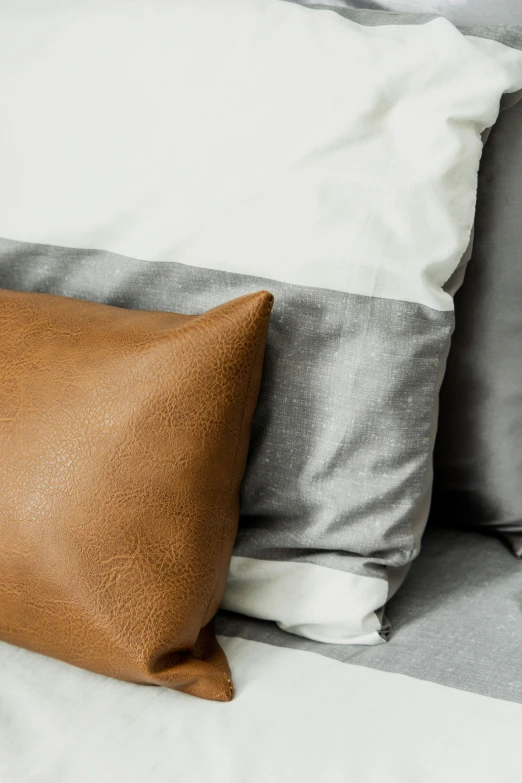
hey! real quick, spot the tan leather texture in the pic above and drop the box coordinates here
[0,286,273,701]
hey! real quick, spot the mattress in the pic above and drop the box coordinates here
[1,527,520,783]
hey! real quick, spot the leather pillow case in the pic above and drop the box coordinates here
[0,286,272,701]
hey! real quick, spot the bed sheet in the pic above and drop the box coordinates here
[1,529,521,783]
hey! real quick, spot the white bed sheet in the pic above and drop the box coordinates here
[1,634,521,783]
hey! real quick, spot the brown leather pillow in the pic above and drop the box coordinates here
[0,286,272,701]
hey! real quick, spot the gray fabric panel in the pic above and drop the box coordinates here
[432,96,522,554]
[0,238,452,581]
[217,527,522,704]
[288,1,522,49]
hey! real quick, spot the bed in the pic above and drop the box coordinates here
[1,528,520,782]
[0,2,521,780]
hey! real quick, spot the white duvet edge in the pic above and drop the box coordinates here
[222,555,387,645]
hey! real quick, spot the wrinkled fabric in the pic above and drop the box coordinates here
[433,96,522,556]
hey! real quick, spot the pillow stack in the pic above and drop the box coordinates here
[1,0,521,697]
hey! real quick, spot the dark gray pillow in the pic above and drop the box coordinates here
[433,96,522,557]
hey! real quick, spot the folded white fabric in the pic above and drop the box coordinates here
[1,0,522,643]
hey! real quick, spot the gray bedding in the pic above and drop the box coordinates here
[218,527,522,704]
[1,526,520,783]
